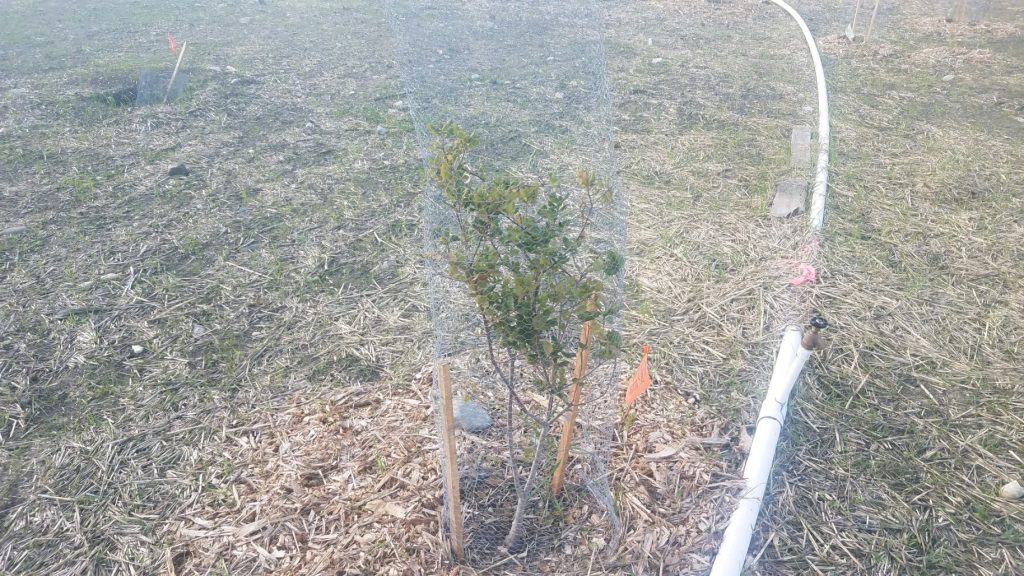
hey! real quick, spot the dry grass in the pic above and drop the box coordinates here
[1,0,1022,575]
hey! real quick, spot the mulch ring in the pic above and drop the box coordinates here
[169,370,747,575]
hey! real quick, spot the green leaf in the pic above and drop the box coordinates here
[602,250,624,277]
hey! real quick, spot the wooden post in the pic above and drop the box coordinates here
[851,0,863,34]
[865,0,881,43]
[436,362,465,560]
[550,316,593,495]
[955,0,968,25]
[164,40,188,104]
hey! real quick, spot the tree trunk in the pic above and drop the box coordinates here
[504,414,553,551]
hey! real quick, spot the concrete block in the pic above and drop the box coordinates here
[791,125,812,170]
[771,177,808,218]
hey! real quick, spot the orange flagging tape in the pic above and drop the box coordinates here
[624,344,651,406]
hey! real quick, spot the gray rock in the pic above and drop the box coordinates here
[376,125,388,136]
[1000,480,1024,500]
[453,398,492,432]
[2,225,27,236]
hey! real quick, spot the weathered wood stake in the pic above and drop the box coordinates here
[164,40,188,104]
[865,0,881,43]
[955,0,969,25]
[550,316,593,495]
[436,362,465,560]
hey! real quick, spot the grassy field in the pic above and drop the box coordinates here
[1,0,1021,574]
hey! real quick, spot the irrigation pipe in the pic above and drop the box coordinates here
[765,0,831,232]
[709,1,831,574]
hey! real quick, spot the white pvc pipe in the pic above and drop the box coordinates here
[764,0,831,231]
[711,328,812,576]
[709,2,831,573]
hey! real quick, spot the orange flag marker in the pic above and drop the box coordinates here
[624,344,651,406]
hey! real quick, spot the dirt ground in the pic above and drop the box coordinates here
[1,0,1021,575]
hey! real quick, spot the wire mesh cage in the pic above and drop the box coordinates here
[387,0,626,565]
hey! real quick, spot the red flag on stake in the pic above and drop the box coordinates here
[624,344,651,406]
[167,33,178,55]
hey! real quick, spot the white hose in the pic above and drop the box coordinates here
[710,329,810,576]
[766,0,831,231]
[709,1,831,574]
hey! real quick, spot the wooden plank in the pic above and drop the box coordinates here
[551,317,593,495]
[436,362,465,559]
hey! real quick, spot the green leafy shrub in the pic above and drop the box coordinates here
[428,122,622,549]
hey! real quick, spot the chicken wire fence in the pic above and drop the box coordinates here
[387,0,626,564]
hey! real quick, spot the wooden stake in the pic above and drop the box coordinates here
[851,0,863,34]
[550,316,593,495]
[955,0,968,24]
[436,362,465,560]
[865,0,881,43]
[164,40,188,104]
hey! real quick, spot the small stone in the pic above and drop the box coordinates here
[999,480,1024,500]
[225,65,238,74]
[942,74,955,82]
[192,323,206,338]
[1,225,27,236]
[239,16,251,24]
[206,65,222,73]
[546,56,554,61]
[130,345,145,356]
[100,272,120,281]
[453,398,492,432]
[78,281,94,289]
[470,73,480,80]
[651,57,664,64]
[168,163,190,177]
[376,125,388,136]
[553,92,564,99]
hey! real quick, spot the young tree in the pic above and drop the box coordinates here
[428,122,622,551]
